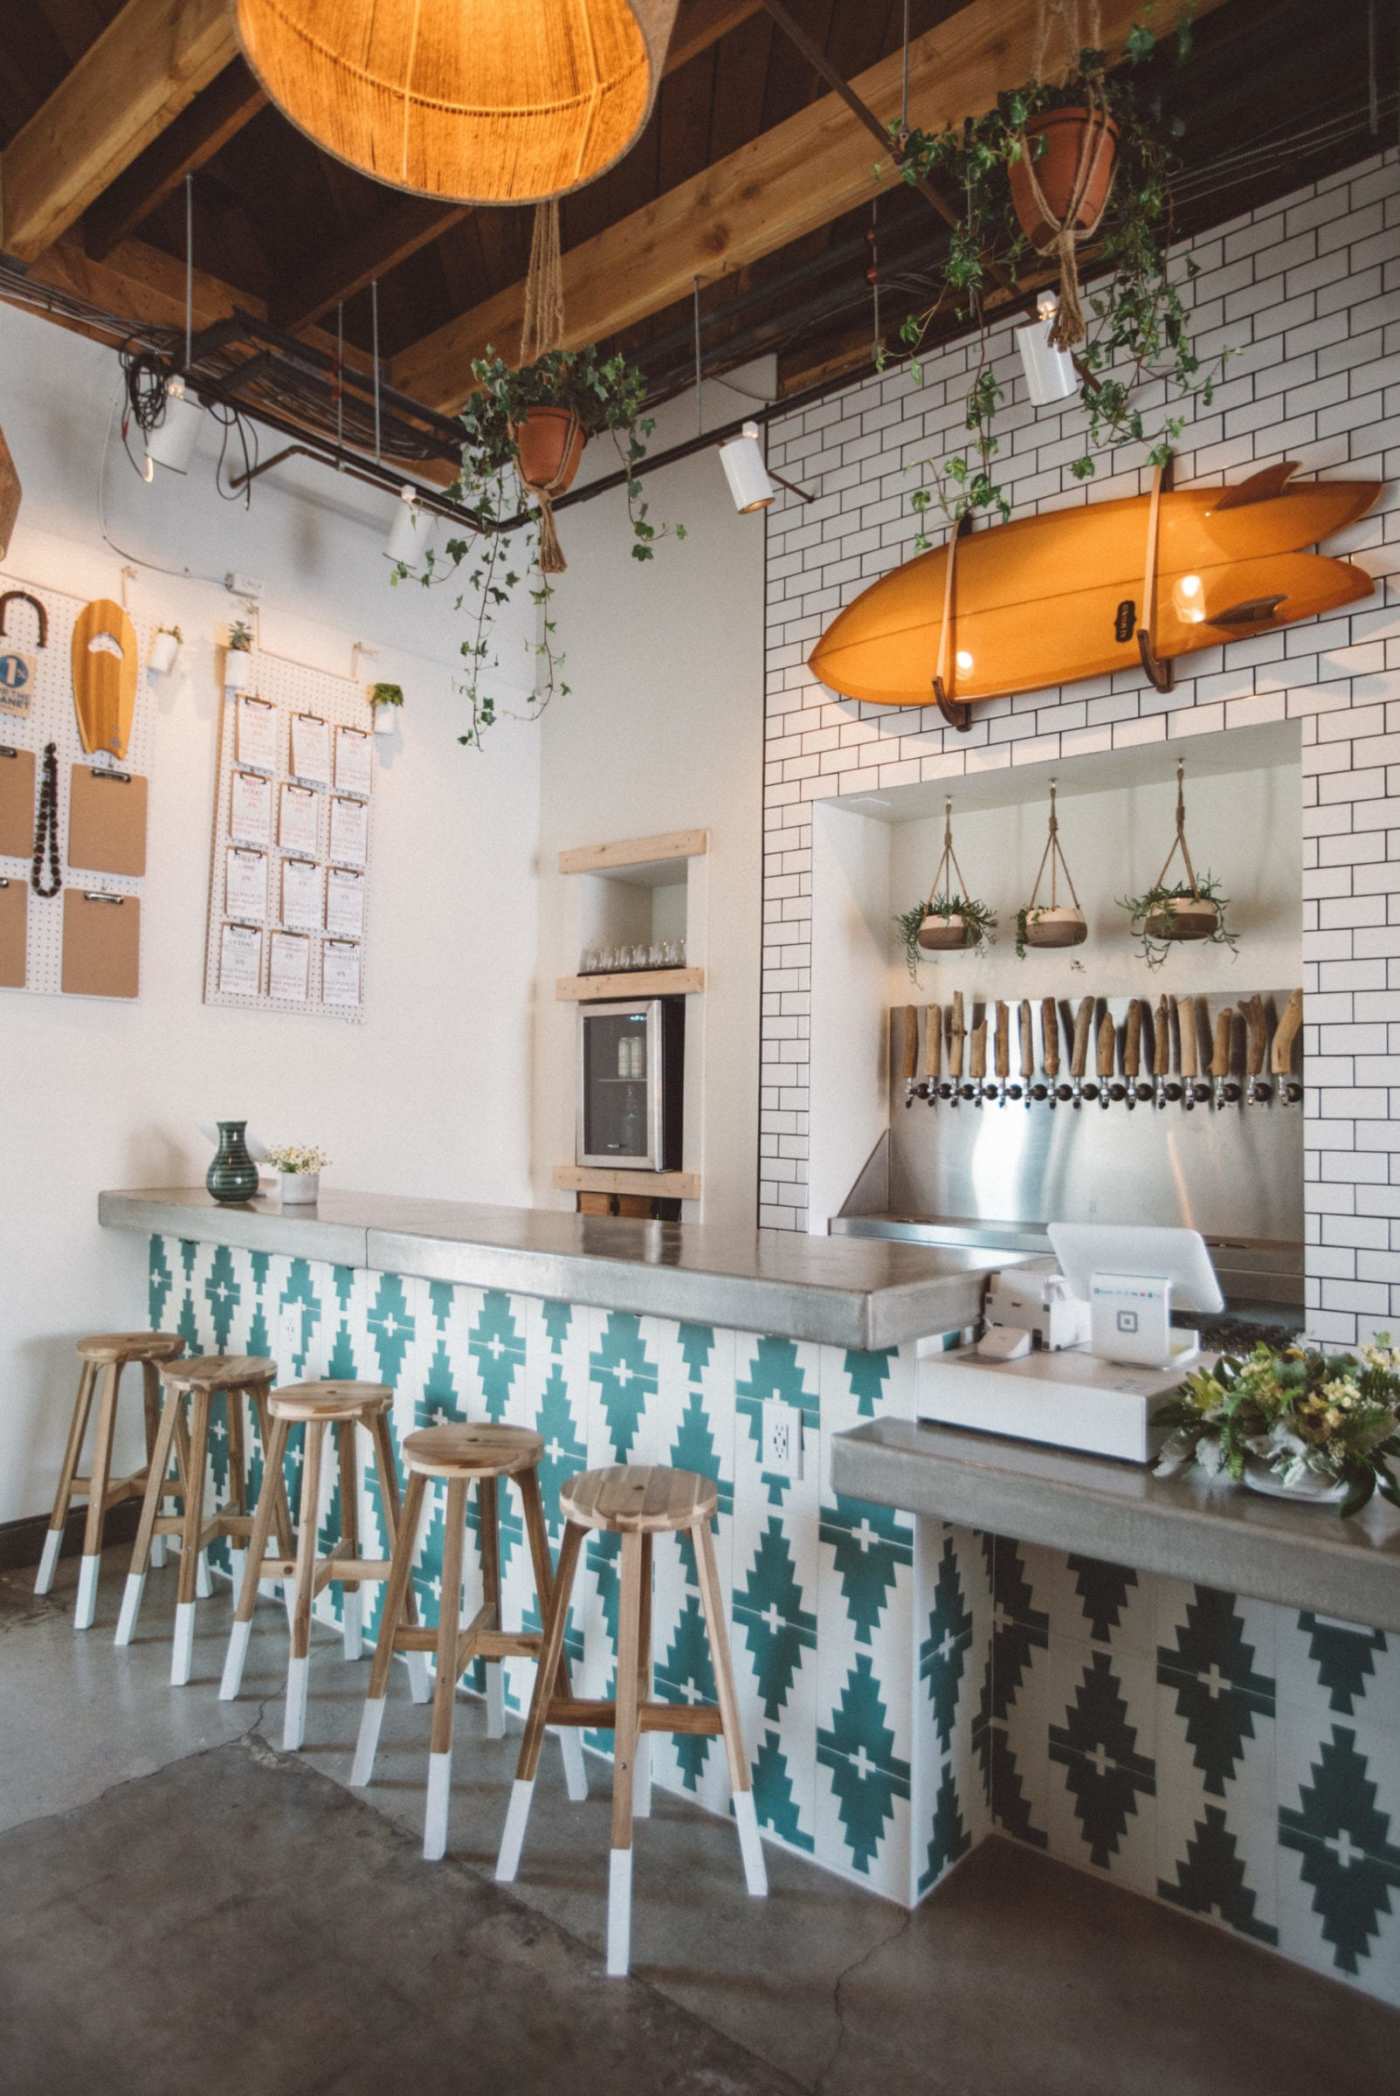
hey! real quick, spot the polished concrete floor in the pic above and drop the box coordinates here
[4,1548,1398,2096]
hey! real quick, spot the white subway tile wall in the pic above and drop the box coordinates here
[759,149,1400,1334]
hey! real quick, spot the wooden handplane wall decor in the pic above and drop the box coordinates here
[809,462,1380,732]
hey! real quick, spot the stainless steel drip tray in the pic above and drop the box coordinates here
[830,1213,1304,1308]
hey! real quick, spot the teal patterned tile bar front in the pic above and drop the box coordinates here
[145,1233,1396,2005]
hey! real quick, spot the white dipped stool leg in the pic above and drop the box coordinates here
[114,1571,145,1647]
[195,1549,213,1601]
[423,1750,453,1861]
[220,1618,252,1701]
[34,1529,62,1596]
[495,1777,535,1882]
[406,1650,431,1703]
[283,1656,310,1751]
[170,1599,196,1686]
[733,1789,768,1896]
[350,1694,386,1787]
[556,1727,588,1802]
[73,1552,102,1629]
[485,1661,506,1739]
[149,1535,168,1570]
[633,1732,652,1819]
[229,1546,247,1601]
[606,1849,634,1978]
[341,1586,363,1661]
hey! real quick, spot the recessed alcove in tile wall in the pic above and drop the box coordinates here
[759,147,1400,1354]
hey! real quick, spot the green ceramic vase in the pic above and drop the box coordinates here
[207,1120,259,1205]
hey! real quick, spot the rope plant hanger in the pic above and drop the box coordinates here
[1019,779,1087,949]
[915,799,996,955]
[235,1,682,205]
[1124,758,1237,957]
[1013,0,1119,348]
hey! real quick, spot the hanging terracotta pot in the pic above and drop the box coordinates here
[1022,905,1087,949]
[1145,895,1221,943]
[918,911,977,953]
[511,408,587,497]
[1009,106,1119,247]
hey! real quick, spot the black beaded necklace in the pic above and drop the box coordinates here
[32,740,60,897]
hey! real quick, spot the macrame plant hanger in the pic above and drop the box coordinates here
[518,199,570,574]
[1025,779,1081,917]
[1018,0,1116,349]
[925,799,972,914]
[1154,760,1203,902]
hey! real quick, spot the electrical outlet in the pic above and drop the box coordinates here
[761,1398,803,1479]
[278,1304,302,1367]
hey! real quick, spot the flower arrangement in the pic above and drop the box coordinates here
[1155,1337,1400,1516]
[265,1144,329,1176]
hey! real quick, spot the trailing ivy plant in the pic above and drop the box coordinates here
[881,10,1221,541]
[392,345,683,749]
[895,894,997,978]
[1118,873,1238,969]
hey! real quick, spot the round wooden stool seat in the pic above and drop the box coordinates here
[270,1380,392,1423]
[159,1353,276,1393]
[403,1423,543,1480]
[561,1465,717,1534]
[76,1331,184,1365]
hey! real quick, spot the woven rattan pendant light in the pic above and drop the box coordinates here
[235,0,681,205]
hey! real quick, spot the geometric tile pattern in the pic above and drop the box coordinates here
[147,1235,1397,2000]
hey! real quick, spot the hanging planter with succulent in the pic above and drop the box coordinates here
[392,203,682,749]
[223,617,254,693]
[1120,759,1239,968]
[886,3,1219,535]
[1016,779,1088,956]
[896,799,996,977]
[369,681,404,735]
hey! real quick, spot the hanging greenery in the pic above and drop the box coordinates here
[392,344,683,749]
[881,6,1221,543]
[895,800,997,975]
[1118,756,1239,966]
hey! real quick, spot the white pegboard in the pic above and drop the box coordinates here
[202,649,374,1024]
[0,568,158,1000]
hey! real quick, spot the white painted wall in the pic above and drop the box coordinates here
[531,368,769,1232]
[0,303,541,1526]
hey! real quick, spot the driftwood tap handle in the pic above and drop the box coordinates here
[994,1001,1010,1080]
[1070,996,1093,1078]
[898,1006,918,1085]
[1242,995,1269,1077]
[948,990,965,1078]
[1020,1000,1036,1080]
[1179,996,1197,1078]
[925,1003,942,1080]
[1041,998,1060,1077]
[970,1015,987,1081]
[1096,1010,1116,1078]
[1272,988,1303,1077]
[1124,999,1143,1079]
[1212,1007,1235,1079]
[1154,996,1171,1077]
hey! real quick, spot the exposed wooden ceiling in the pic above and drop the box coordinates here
[0,0,1389,428]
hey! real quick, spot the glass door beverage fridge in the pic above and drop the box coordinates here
[576,998,685,1171]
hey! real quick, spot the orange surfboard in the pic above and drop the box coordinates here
[809,464,1378,718]
[71,597,139,760]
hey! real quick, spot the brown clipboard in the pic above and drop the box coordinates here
[68,762,147,876]
[0,875,25,987]
[62,889,139,998]
[0,743,35,858]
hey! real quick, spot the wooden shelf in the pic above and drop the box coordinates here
[554,1166,701,1199]
[559,828,707,876]
[557,968,704,1002]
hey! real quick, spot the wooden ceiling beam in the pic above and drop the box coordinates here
[0,0,237,264]
[83,58,267,262]
[393,0,1231,414]
[270,0,767,337]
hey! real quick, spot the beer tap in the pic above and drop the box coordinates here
[993,1001,1012,1104]
[1019,999,1036,1109]
[1273,987,1304,1106]
[1179,995,1206,1109]
[899,1004,919,1107]
[1122,999,1146,1110]
[969,1010,988,1107]
[1097,1008,1117,1109]
[947,990,965,1109]
[1044,997,1067,1107]
[1212,1005,1241,1110]
[1154,995,1176,1109]
[1243,995,1271,1105]
[1070,995,1093,1107]
[924,1000,943,1106]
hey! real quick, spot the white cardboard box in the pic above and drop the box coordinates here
[915,1342,1196,1464]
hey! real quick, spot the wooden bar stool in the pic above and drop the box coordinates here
[35,1332,186,1629]
[220,1380,430,1749]
[496,1464,767,1978]
[351,1422,588,1861]
[115,1353,279,1685]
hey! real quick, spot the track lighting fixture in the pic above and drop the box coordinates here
[1016,290,1079,407]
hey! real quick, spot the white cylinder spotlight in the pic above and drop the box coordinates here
[143,375,203,476]
[1016,292,1079,408]
[384,485,434,566]
[719,422,775,514]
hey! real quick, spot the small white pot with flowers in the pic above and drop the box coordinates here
[266,1144,329,1207]
[1155,1335,1400,1517]
[150,623,183,675]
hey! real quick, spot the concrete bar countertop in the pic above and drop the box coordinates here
[834,1416,1400,1632]
[98,1188,1008,1350]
